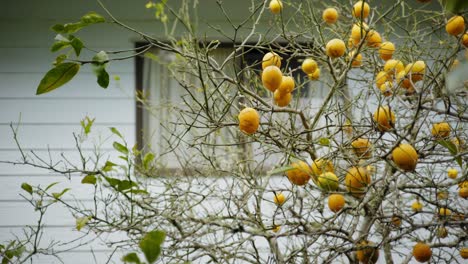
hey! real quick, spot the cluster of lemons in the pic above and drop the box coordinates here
[237,1,467,262]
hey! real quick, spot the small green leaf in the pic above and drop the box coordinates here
[45,182,59,191]
[76,216,91,231]
[51,24,65,33]
[118,180,137,192]
[318,137,330,146]
[52,188,70,199]
[53,54,68,66]
[122,252,141,264]
[110,127,123,138]
[268,166,294,175]
[139,230,165,264]
[80,116,95,135]
[113,142,129,155]
[81,12,105,24]
[129,189,149,195]
[36,63,80,95]
[437,140,462,167]
[50,41,70,52]
[81,175,97,185]
[96,68,109,88]
[143,152,155,169]
[69,35,83,56]
[104,176,120,188]
[102,161,117,172]
[21,183,33,195]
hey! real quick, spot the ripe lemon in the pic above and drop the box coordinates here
[356,240,379,264]
[396,71,412,90]
[269,0,283,14]
[262,65,283,92]
[273,192,285,206]
[352,1,370,19]
[351,138,372,159]
[392,143,418,171]
[272,225,281,232]
[262,52,281,69]
[462,32,468,47]
[367,30,382,48]
[345,166,370,197]
[412,200,423,212]
[459,187,468,198]
[286,161,312,186]
[379,81,393,97]
[238,107,260,134]
[311,158,334,176]
[375,71,391,88]
[273,90,292,107]
[277,76,295,94]
[438,207,451,217]
[328,194,345,213]
[460,248,468,259]
[391,215,402,227]
[373,106,395,132]
[379,41,395,61]
[317,172,339,191]
[349,50,362,67]
[322,7,339,24]
[459,180,468,188]
[308,68,320,80]
[446,15,465,36]
[447,168,458,179]
[326,39,346,58]
[409,60,426,81]
[437,190,449,200]
[351,22,369,42]
[301,58,318,74]
[431,122,451,138]
[413,242,432,263]
[384,59,404,76]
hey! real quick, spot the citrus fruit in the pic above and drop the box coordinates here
[459,187,468,198]
[375,71,391,88]
[322,7,338,24]
[392,143,418,171]
[262,52,281,69]
[379,41,395,61]
[352,1,370,19]
[311,158,334,176]
[379,81,393,97]
[391,215,402,227]
[431,122,451,138]
[317,172,339,191]
[286,161,312,186]
[301,58,318,74]
[351,138,372,159]
[373,106,395,132]
[436,227,448,238]
[277,76,295,94]
[351,22,369,42]
[446,15,465,36]
[447,168,458,179]
[326,39,346,58]
[384,59,404,76]
[413,242,432,263]
[356,240,379,264]
[308,68,320,80]
[273,192,285,206]
[269,0,283,14]
[345,166,371,197]
[238,107,260,134]
[460,248,468,259]
[462,32,468,47]
[366,30,382,47]
[328,194,345,213]
[273,90,292,107]
[262,65,283,92]
[438,207,451,217]
[349,50,362,67]
[412,200,423,212]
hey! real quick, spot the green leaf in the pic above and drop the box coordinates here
[21,183,33,195]
[76,216,91,231]
[53,54,68,66]
[52,22,86,34]
[110,127,123,139]
[69,35,83,56]
[45,182,59,191]
[50,41,70,52]
[113,142,129,155]
[118,180,137,192]
[96,68,109,88]
[104,176,120,188]
[442,0,468,13]
[139,230,165,264]
[143,152,155,169]
[268,166,294,175]
[51,24,65,33]
[81,12,105,24]
[36,63,80,95]
[80,116,95,135]
[52,188,70,199]
[122,252,141,264]
[129,189,149,195]
[318,137,330,146]
[437,140,462,167]
[81,175,97,185]
[102,161,117,172]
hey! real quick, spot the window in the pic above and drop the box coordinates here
[135,43,329,171]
